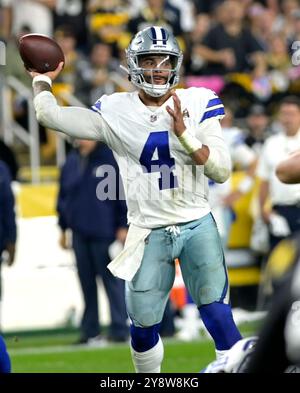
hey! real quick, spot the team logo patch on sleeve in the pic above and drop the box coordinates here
[91,99,102,114]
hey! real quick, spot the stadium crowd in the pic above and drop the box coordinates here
[1,0,300,111]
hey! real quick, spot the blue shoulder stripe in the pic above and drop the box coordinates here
[206,97,222,108]
[90,106,100,114]
[93,100,101,111]
[200,107,225,123]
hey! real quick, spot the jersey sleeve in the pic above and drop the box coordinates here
[34,91,108,141]
[190,88,230,183]
[91,96,125,156]
[196,118,232,183]
[199,89,225,124]
[34,91,122,154]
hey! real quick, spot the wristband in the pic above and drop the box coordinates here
[237,176,254,194]
[32,75,52,88]
[178,130,202,154]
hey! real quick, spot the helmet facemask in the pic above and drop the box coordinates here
[125,26,183,97]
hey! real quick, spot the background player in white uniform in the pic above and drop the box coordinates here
[29,26,242,373]
[210,106,257,246]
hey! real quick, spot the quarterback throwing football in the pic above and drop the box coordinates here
[30,26,242,372]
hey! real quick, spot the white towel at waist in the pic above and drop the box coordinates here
[107,224,151,281]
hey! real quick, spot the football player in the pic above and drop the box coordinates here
[29,26,242,373]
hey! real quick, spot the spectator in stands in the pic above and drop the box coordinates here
[54,25,82,87]
[87,0,130,55]
[257,96,300,252]
[275,0,300,37]
[245,104,271,155]
[4,24,32,88]
[52,0,89,53]
[267,33,290,72]
[196,1,264,76]
[287,9,300,87]
[75,42,121,106]
[127,0,184,40]
[248,3,276,51]
[265,32,294,98]
[57,139,129,345]
[288,8,300,54]
[192,0,224,15]
[186,13,211,75]
[0,0,53,39]
[0,160,17,316]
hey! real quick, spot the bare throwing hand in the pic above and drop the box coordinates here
[166,90,186,137]
[28,61,65,81]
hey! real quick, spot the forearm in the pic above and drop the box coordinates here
[259,180,270,220]
[276,152,300,184]
[33,85,106,141]
[178,119,231,183]
[178,132,231,183]
[203,146,231,183]
[196,46,222,64]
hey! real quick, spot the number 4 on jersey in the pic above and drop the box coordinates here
[139,131,178,190]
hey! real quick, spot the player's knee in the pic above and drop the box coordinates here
[130,323,161,352]
[129,310,163,328]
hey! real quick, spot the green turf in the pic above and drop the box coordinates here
[5,332,79,350]
[9,339,215,373]
[6,320,262,373]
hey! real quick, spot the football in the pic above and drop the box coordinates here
[18,34,65,73]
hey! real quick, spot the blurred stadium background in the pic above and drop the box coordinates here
[1,0,299,372]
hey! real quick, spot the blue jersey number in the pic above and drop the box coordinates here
[139,131,178,190]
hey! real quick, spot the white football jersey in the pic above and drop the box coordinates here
[91,87,229,228]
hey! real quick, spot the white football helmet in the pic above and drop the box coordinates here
[126,26,183,97]
[201,337,259,373]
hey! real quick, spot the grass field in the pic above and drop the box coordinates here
[5,321,261,373]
